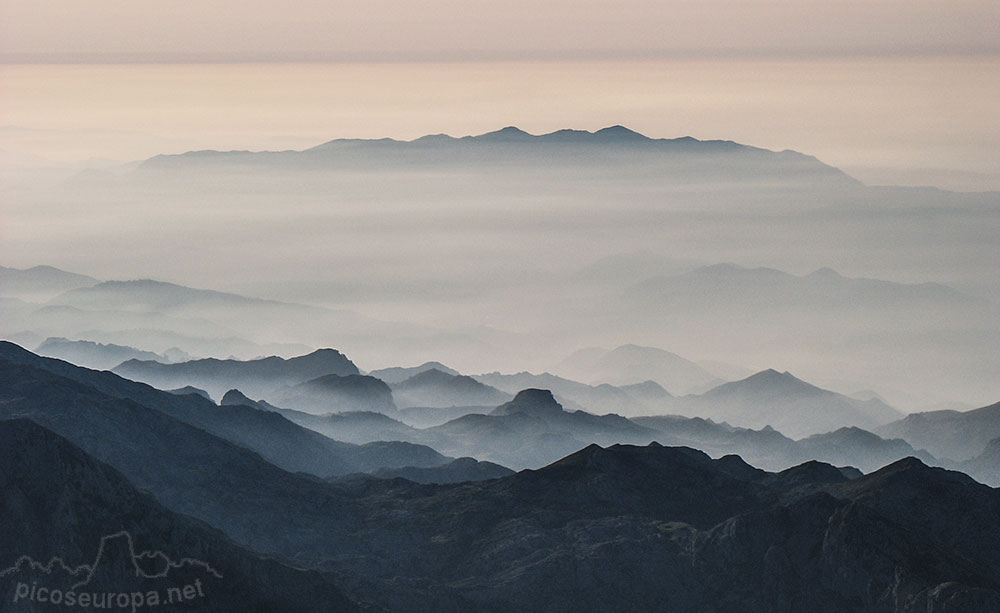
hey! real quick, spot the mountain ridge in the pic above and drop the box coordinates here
[138,126,860,187]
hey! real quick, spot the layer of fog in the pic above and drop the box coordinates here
[2,136,998,410]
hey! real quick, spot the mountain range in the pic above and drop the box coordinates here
[113,348,360,399]
[219,379,969,481]
[5,116,999,612]
[0,265,98,301]
[554,343,721,394]
[0,342,447,478]
[876,400,1000,462]
[4,260,996,410]
[35,336,174,370]
[669,368,902,438]
[140,126,858,189]
[3,341,1000,610]
[390,367,511,408]
[20,335,991,479]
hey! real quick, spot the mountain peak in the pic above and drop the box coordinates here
[706,368,821,397]
[413,133,455,143]
[594,125,649,141]
[477,126,533,141]
[288,348,360,375]
[490,388,564,417]
[399,367,456,385]
[220,389,255,406]
[747,368,802,383]
[774,459,852,487]
[808,267,842,278]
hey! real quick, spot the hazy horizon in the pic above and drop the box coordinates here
[1,3,997,415]
[2,56,999,192]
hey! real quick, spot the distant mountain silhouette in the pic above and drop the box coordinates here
[675,369,902,437]
[619,264,988,359]
[633,263,973,308]
[617,380,673,404]
[473,371,660,417]
[0,264,98,301]
[396,404,493,428]
[554,343,719,394]
[219,387,276,408]
[631,414,940,475]
[422,389,659,468]
[877,399,1000,461]
[166,385,212,400]
[140,126,858,190]
[36,278,406,364]
[796,426,938,473]
[35,337,167,370]
[368,361,460,384]
[270,372,397,415]
[391,368,510,408]
[961,437,1000,486]
[223,388,420,445]
[489,388,564,417]
[114,348,360,399]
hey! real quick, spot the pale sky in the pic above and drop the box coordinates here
[1,1,999,190]
[2,0,998,62]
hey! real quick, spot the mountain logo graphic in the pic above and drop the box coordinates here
[1,531,222,588]
[1,532,222,610]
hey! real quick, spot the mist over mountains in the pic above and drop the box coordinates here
[2,342,999,611]
[3,125,999,611]
[4,127,997,406]
[2,253,997,411]
[3,312,999,609]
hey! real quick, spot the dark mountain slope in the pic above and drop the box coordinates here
[329,446,1000,611]
[0,342,443,476]
[4,352,999,613]
[355,457,514,484]
[0,359,373,569]
[0,419,358,612]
